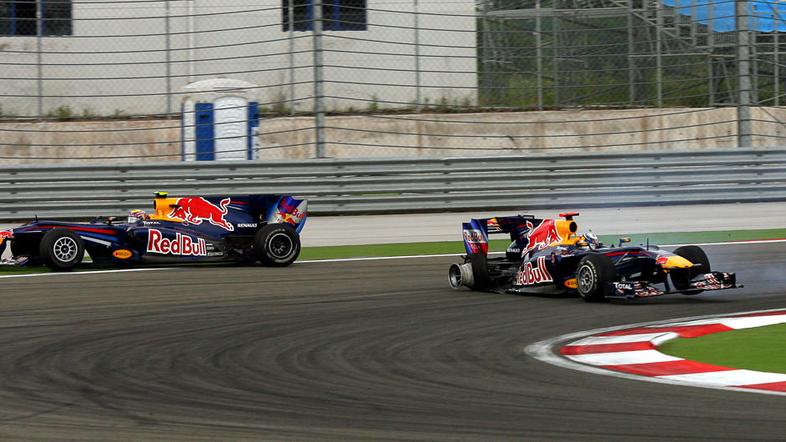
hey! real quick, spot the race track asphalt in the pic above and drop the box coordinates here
[0,243,785,440]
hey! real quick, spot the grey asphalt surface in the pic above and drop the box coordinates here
[0,243,785,440]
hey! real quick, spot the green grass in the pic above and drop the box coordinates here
[299,227,786,261]
[659,323,786,374]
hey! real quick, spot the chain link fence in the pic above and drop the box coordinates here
[0,0,784,163]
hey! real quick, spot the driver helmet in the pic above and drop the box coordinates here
[584,230,600,248]
[128,209,148,223]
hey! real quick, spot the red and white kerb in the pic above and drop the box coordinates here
[559,310,786,393]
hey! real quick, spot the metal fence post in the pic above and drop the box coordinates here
[36,0,43,118]
[312,0,326,158]
[736,1,752,148]
[414,0,422,112]
[165,0,173,115]
[288,0,295,115]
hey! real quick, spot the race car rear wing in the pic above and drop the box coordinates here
[462,215,537,255]
[462,213,579,256]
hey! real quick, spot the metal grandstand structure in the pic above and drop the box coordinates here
[478,0,781,109]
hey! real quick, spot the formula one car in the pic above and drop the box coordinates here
[448,212,739,301]
[0,192,307,271]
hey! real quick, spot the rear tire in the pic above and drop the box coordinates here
[39,228,85,271]
[671,245,710,295]
[576,254,616,302]
[255,223,300,267]
[468,253,491,291]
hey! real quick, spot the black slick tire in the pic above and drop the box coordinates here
[576,254,616,302]
[671,245,710,295]
[39,228,85,272]
[255,223,300,267]
[468,253,491,291]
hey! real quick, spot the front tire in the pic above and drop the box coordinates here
[576,254,616,302]
[255,223,300,267]
[671,245,710,295]
[39,228,85,271]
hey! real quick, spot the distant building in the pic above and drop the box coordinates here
[0,0,477,117]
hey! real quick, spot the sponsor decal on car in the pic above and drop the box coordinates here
[237,223,258,228]
[146,229,207,256]
[0,230,12,245]
[524,220,561,254]
[516,256,554,286]
[168,197,234,231]
[112,249,133,260]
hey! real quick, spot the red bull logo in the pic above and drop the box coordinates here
[463,228,488,254]
[0,230,12,240]
[169,197,234,231]
[515,256,554,286]
[272,197,306,226]
[146,229,207,256]
[524,220,561,254]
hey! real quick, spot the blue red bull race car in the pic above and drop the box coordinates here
[0,192,307,271]
[448,212,740,301]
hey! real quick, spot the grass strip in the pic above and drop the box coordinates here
[299,228,786,261]
[659,323,786,374]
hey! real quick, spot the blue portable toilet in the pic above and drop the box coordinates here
[181,78,260,161]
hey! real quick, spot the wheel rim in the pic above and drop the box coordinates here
[53,236,78,263]
[448,265,462,289]
[577,265,595,294]
[267,232,293,259]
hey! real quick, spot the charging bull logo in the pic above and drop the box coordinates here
[523,220,561,254]
[169,197,234,231]
[515,256,554,286]
[146,229,207,256]
[271,196,306,226]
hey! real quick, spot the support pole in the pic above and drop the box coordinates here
[288,0,295,115]
[628,0,635,105]
[312,0,326,158]
[165,0,173,115]
[737,1,752,148]
[36,0,43,118]
[536,0,543,110]
[414,0,422,111]
[656,0,663,107]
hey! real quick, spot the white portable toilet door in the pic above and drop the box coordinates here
[214,96,248,161]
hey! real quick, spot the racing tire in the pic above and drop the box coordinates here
[671,245,710,295]
[468,253,491,291]
[255,223,300,267]
[576,254,616,302]
[39,228,85,272]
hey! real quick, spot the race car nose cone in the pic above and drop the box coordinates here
[661,255,694,269]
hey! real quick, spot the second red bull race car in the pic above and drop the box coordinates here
[0,192,307,271]
[448,212,740,301]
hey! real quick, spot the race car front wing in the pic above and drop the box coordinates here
[608,272,740,300]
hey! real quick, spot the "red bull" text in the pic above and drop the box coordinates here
[515,256,554,286]
[146,229,207,256]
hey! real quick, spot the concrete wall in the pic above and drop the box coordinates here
[0,0,477,117]
[1,107,782,164]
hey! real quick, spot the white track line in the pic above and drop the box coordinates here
[525,307,786,397]
[0,267,172,279]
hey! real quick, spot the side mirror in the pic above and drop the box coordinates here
[618,237,631,246]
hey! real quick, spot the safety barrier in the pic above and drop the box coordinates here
[2,149,786,220]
